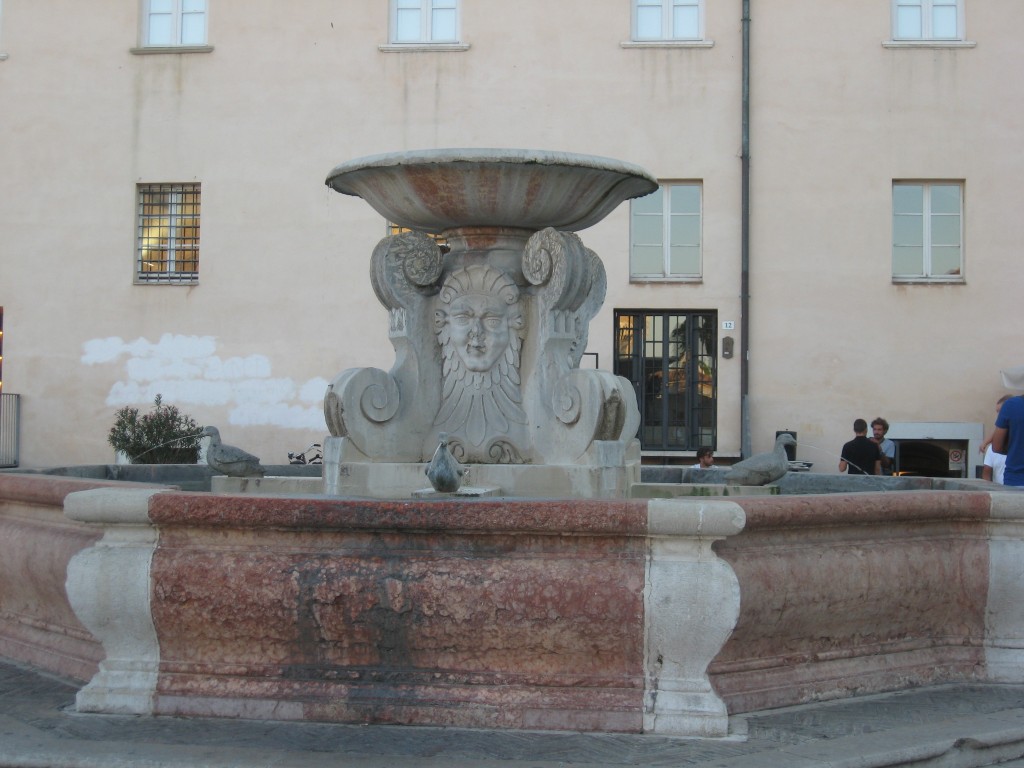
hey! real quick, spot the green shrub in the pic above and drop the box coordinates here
[107,394,202,464]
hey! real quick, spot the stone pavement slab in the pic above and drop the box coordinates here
[5,658,1024,768]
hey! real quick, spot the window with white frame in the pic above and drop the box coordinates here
[892,182,963,281]
[630,183,702,279]
[136,184,201,284]
[892,0,962,40]
[633,0,703,41]
[143,0,207,47]
[391,0,459,44]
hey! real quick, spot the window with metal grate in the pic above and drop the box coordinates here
[135,183,201,284]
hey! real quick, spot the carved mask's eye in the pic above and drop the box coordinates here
[483,315,504,331]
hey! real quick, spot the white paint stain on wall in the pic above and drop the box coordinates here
[82,334,327,430]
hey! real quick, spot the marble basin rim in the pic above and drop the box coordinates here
[325,148,659,235]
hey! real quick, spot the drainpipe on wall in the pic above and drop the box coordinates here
[740,0,752,458]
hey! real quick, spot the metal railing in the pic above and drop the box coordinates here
[0,393,20,468]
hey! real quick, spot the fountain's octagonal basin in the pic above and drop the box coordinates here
[5,471,1024,739]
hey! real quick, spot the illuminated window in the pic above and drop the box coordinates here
[615,310,717,451]
[390,0,459,44]
[633,0,704,41]
[630,183,702,279]
[892,0,963,40]
[136,183,200,284]
[143,0,207,47]
[892,182,963,282]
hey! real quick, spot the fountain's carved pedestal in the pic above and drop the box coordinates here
[322,150,658,498]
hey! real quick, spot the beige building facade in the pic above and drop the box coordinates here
[1,1,1021,475]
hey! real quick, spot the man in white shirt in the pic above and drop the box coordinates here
[871,417,896,476]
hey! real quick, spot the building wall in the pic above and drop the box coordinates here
[0,1,1019,469]
[746,1,1024,466]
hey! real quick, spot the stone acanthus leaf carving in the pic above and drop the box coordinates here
[445,436,527,465]
[486,438,527,464]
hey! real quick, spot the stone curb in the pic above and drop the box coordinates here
[717,710,1024,768]
[6,660,1024,768]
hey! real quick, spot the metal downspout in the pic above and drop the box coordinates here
[740,0,752,458]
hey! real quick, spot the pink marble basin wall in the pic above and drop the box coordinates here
[712,491,992,712]
[0,474,113,680]
[6,474,1024,736]
[147,494,651,731]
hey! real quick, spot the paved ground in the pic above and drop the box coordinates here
[5,658,1024,768]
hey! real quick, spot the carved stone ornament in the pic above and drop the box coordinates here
[322,149,658,488]
[324,225,641,467]
[433,264,529,462]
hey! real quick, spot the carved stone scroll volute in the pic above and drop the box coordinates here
[324,232,444,461]
[522,228,641,464]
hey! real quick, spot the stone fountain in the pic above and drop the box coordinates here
[8,150,1024,743]
[321,149,658,498]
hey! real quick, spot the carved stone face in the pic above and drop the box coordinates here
[447,293,511,372]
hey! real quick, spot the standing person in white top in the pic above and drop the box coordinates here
[983,395,1012,484]
[870,417,896,476]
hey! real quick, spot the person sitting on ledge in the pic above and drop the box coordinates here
[692,446,715,470]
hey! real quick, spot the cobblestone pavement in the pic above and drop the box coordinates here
[5,658,1024,767]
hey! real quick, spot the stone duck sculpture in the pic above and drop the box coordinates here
[723,432,796,486]
[425,433,465,493]
[200,426,266,478]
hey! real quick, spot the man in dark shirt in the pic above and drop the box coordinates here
[839,418,881,475]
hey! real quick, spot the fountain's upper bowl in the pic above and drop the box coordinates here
[326,149,658,234]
